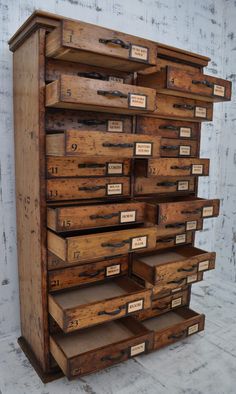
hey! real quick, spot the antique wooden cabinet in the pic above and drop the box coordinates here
[9,11,231,382]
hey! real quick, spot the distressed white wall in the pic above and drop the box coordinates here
[0,0,234,338]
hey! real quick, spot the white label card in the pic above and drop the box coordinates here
[131,236,147,250]
[187,274,198,284]
[180,127,192,138]
[135,142,152,156]
[198,260,210,272]
[175,234,186,244]
[107,163,123,175]
[171,297,182,308]
[213,84,225,97]
[192,164,203,175]
[107,183,122,195]
[195,106,207,118]
[177,181,189,191]
[127,299,144,313]
[120,210,136,223]
[106,264,121,277]
[130,45,148,61]
[188,323,199,335]
[130,342,146,357]
[108,76,124,83]
[107,120,123,132]
[179,145,191,156]
[129,94,147,109]
[186,220,197,231]
[202,206,214,217]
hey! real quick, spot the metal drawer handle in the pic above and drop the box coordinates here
[181,208,201,214]
[170,165,191,170]
[90,213,119,220]
[79,119,107,126]
[168,331,186,340]
[98,305,126,316]
[78,71,107,80]
[178,265,197,273]
[79,186,106,191]
[101,350,126,362]
[157,237,174,243]
[78,163,105,168]
[99,38,130,49]
[154,303,169,311]
[159,125,178,130]
[192,79,213,88]
[161,145,179,150]
[102,240,130,248]
[97,90,128,98]
[167,277,186,285]
[79,269,104,278]
[173,104,194,111]
[165,223,185,228]
[102,142,134,148]
[156,182,176,187]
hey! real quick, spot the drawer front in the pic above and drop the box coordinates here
[156,221,203,237]
[134,176,196,196]
[152,272,203,298]
[45,75,157,114]
[47,202,146,232]
[46,110,132,133]
[157,198,220,224]
[46,177,130,201]
[160,139,198,158]
[46,20,157,71]
[135,158,209,177]
[48,256,129,292]
[155,231,193,251]
[46,157,131,178]
[136,117,200,140]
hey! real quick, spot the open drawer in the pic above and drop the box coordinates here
[46,130,160,158]
[46,20,157,72]
[134,176,196,196]
[47,226,157,264]
[140,307,205,350]
[135,158,209,177]
[50,316,153,379]
[132,245,215,285]
[49,277,151,332]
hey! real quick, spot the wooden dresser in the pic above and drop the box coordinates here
[9,11,231,382]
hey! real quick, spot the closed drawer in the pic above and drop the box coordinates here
[46,20,157,72]
[145,197,220,225]
[47,201,146,232]
[47,226,157,264]
[160,138,198,157]
[50,317,153,379]
[47,177,130,201]
[135,158,209,177]
[46,110,132,133]
[49,277,151,332]
[134,176,196,196]
[137,66,231,102]
[48,255,129,292]
[149,94,213,122]
[141,307,205,350]
[45,75,156,114]
[46,130,160,158]
[132,245,215,285]
[136,117,200,140]
[155,231,193,250]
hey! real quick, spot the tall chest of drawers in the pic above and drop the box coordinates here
[9,11,231,382]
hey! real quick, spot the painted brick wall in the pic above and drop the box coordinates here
[0,0,234,337]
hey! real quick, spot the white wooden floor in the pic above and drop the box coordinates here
[0,273,235,394]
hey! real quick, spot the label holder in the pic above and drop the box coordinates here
[105,264,121,277]
[130,235,148,251]
[107,119,124,133]
[106,162,124,175]
[128,93,147,110]
[191,164,204,175]
[119,209,137,224]
[202,205,214,218]
[129,44,149,63]
[126,298,144,314]
[134,141,153,157]
[106,183,123,196]
[179,145,191,156]
[179,127,192,139]
[177,180,190,191]
[175,233,187,245]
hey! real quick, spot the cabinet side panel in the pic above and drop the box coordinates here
[13,29,48,371]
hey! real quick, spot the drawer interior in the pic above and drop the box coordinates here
[141,307,200,331]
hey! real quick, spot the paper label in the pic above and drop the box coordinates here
[107,163,123,175]
[131,236,147,250]
[180,127,192,138]
[106,264,121,276]
[120,210,136,223]
[188,323,199,335]
[107,183,122,195]
[198,260,210,272]
[192,164,203,175]
[171,297,182,308]
[127,299,144,313]
[186,220,197,231]
[172,287,182,293]
[135,142,152,156]
[107,120,123,132]
[129,94,147,109]
[202,206,214,217]
[213,84,225,97]
[195,106,207,118]
[177,181,189,191]
[179,145,191,156]
[130,342,146,357]
[175,234,186,244]
[187,274,198,283]
[108,76,124,83]
[130,45,148,61]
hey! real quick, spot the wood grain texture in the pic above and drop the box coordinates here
[135,158,209,177]
[134,176,196,196]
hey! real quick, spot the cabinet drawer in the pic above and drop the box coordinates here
[156,221,203,238]
[155,231,193,251]
[45,75,156,114]
[46,109,132,133]
[141,307,205,350]
[47,226,157,264]
[137,66,231,102]
[136,117,200,140]
[47,201,146,232]
[46,157,131,178]
[46,20,157,72]
[50,317,153,379]
[149,94,213,122]
[135,158,209,177]
[134,176,196,196]
[48,255,129,292]
[47,177,130,201]
[46,130,160,158]
[160,138,198,157]
[49,277,151,332]
[146,197,220,225]
[132,245,215,285]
